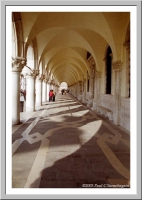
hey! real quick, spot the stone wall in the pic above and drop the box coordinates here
[119,98,130,131]
[99,94,114,110]
[98,94,130,132]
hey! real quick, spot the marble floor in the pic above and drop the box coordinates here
[12,93,130,188]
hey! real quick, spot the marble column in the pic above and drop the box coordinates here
[26,69,39,112]
[78,81,83,100]
[124,41,130,97]
[92,71,101,111]
[87,64,95,107]
[36,74,43,106]
[12,57,26,124]
[46,81,50,102]
[113,61,122,125]
[42,77,47,103]
[82,78,86,104]
[90,64,95,98]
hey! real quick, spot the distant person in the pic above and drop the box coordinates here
[23,90,26,101]
[52,90,56,102]
[49,90,53,102]
[61,89,64,95]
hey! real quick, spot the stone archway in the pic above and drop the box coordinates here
[60,82,68,93]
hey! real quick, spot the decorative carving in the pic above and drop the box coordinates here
[50,79,54,85]
[95,71,101,78]
[87,71,90,79]
[12,57,26,72]
[22,66,39,78]
[28,69,39,78]
[43,78,48,83]
[36,74,44,81]
[113,61,122,72]
[90,63,95,79]
[123,41,130,51]
[103,58,107,63]
[90,62,95,69]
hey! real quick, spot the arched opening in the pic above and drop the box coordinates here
[60,82,68,93]
[26,44,34,69]
[105,46,112,94]
[12,21,17,58]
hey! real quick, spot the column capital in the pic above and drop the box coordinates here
[87,71,90,79]
[90,62,95,69]
[95,71,101,78]
[103,58,107,63]
[22,66,39,78]
[12,57,26,72]
[113,61,122,72]
[123,41,130,51]
[50,79,54,85]
[36,74,44,81]
[43,78,48,83]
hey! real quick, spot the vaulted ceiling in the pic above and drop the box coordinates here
[17,12,130,86]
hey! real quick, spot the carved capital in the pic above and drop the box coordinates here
[123,41,130,51]
[103,58,107,63]
[95,71,101,78]
[113,61,122,72]
[87,71,90,79]
[90,62,95,69]
[36,74,44,81]
[50,79,55,84]
[43,78,48,83]
[12,57,26,72]
[22,66,39,78]
[79,80,83,86]
[28,69,39,78]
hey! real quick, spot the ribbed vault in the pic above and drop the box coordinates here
[19,12,130,86]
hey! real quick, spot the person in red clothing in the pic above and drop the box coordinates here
[49,90,53,102]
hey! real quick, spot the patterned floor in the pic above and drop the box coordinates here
[12,93,130,188]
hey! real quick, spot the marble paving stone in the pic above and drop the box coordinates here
[74,170,106,181]
[56,171,75,180]
[12,93,130,188]
[55,181,77,188]
[12,178,27,188]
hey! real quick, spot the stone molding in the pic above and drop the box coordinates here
[113,61,122,72]
[12,57,26,72]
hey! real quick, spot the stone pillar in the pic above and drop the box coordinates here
[92,71,101,111]
[124,41,130,97]
[46,81,50,102]
[87,64,95,107]
[26,69,39,111]
[42,77,47,103]
[36,74,43,106]
[12,57,26,124]
[82,77,86,104]
[113,61,122,125]
[90,64,95,98]
[78,81,83,100]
